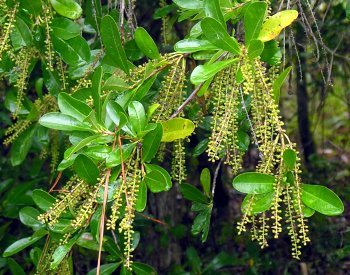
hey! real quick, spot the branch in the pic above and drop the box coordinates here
[170,52,228,118]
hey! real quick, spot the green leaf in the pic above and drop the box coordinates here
[74,155,99,184]
[301,184,344,216]
[106,143,136,168]
[142,124,163,162]
[180,183,208,204]
[191,204,212,242]
[144,164,172,192]
[11,16,32,50]
[51,17,81,40]
[173,0,203,9]
[101,15,129,74]
[64,134,101,159]
[52,35,90,66]
[161,118,195,142]
[51,233,80,269]
[258,10,298,42]
[244,2,267,45]
[19,207,42,230]
[186,247,202,273]
[106,101,128,128]
[3,229,47,257]
[236,129,250,152]
[135,180,147,212]
[134,27,160,59]
[7,258,26,275]
[49,219,73,234]
[87,262,121,275]
[282,148,297,170]
[128,101,147,135]
[200,168,211,197]
[303,205,315,218]
[248,39,264,59]
[103,75,129,91]
[232,172,275,194]
[50,0,82,19]
[58,92,92,122]
[32,189,56,211]
[190,58,238,85]
[241,192,274,214]
[201,17,240,55]
[96,181,119,203]
[174,39,217,53]
[10,125,35,166]
[76,232,100,251]
[39,112,92,132]
[260,40,281,65]
[204,0,225,27]
[20,0,43,17]
[192,138,209,157]
[132,262,157,275]
[273,66,292,104]
[90,206,102,242]
[91,66,103,122]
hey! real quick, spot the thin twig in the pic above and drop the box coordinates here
[211,158,224,197]
[170,53,228,118]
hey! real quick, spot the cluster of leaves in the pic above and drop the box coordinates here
[0,0,346,274]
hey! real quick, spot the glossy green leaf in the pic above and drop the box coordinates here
[128,101,147,134]
[106,143,136,168]
[74,155,99,184]
[87,262,121,275]
[32,189,56,211]
[191,203,212,242]
[96,181,119,203]
[260,40,282,65]
[236,129,250,152]
[200,168,211,197]
[161,118,195,142]
[134,27,160,59]
[20,0,43,17]
[142,124,163,162]
[144,164,172,192]
[273,66,292,104]
[258,10,298,42]
[301,184,344,216]
[103,75,129,91]
[173,0,203,9]
[3,229,47,257]
[192,138,209,157]
[241,192,274,214]
[174,39,217,53]
[190,58,238,85]
[90,206,102,242]
[135,180,147,212]
[51,17,81,40]
[52,35,90,66]
[39,112,92,132]
[204,0,225,27]
[50,0,82,19]
[49,219,73,234]
[303,205,315,218]
[180,183,208,204]
[50,233,80,269]
[10,126,35,166]
[106,101,128,128]
[91,66,103,122]
[101,15,129,74]
[232,172,275,194]
[64,134,100,159]
[244,2,267,45]
[76,232,100,251]
[58,92,92,122]
[11,16,32,50]
[248,39,264,59]
[201,17,240,55]
[282,148,297,170]
[19,207,42,229]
